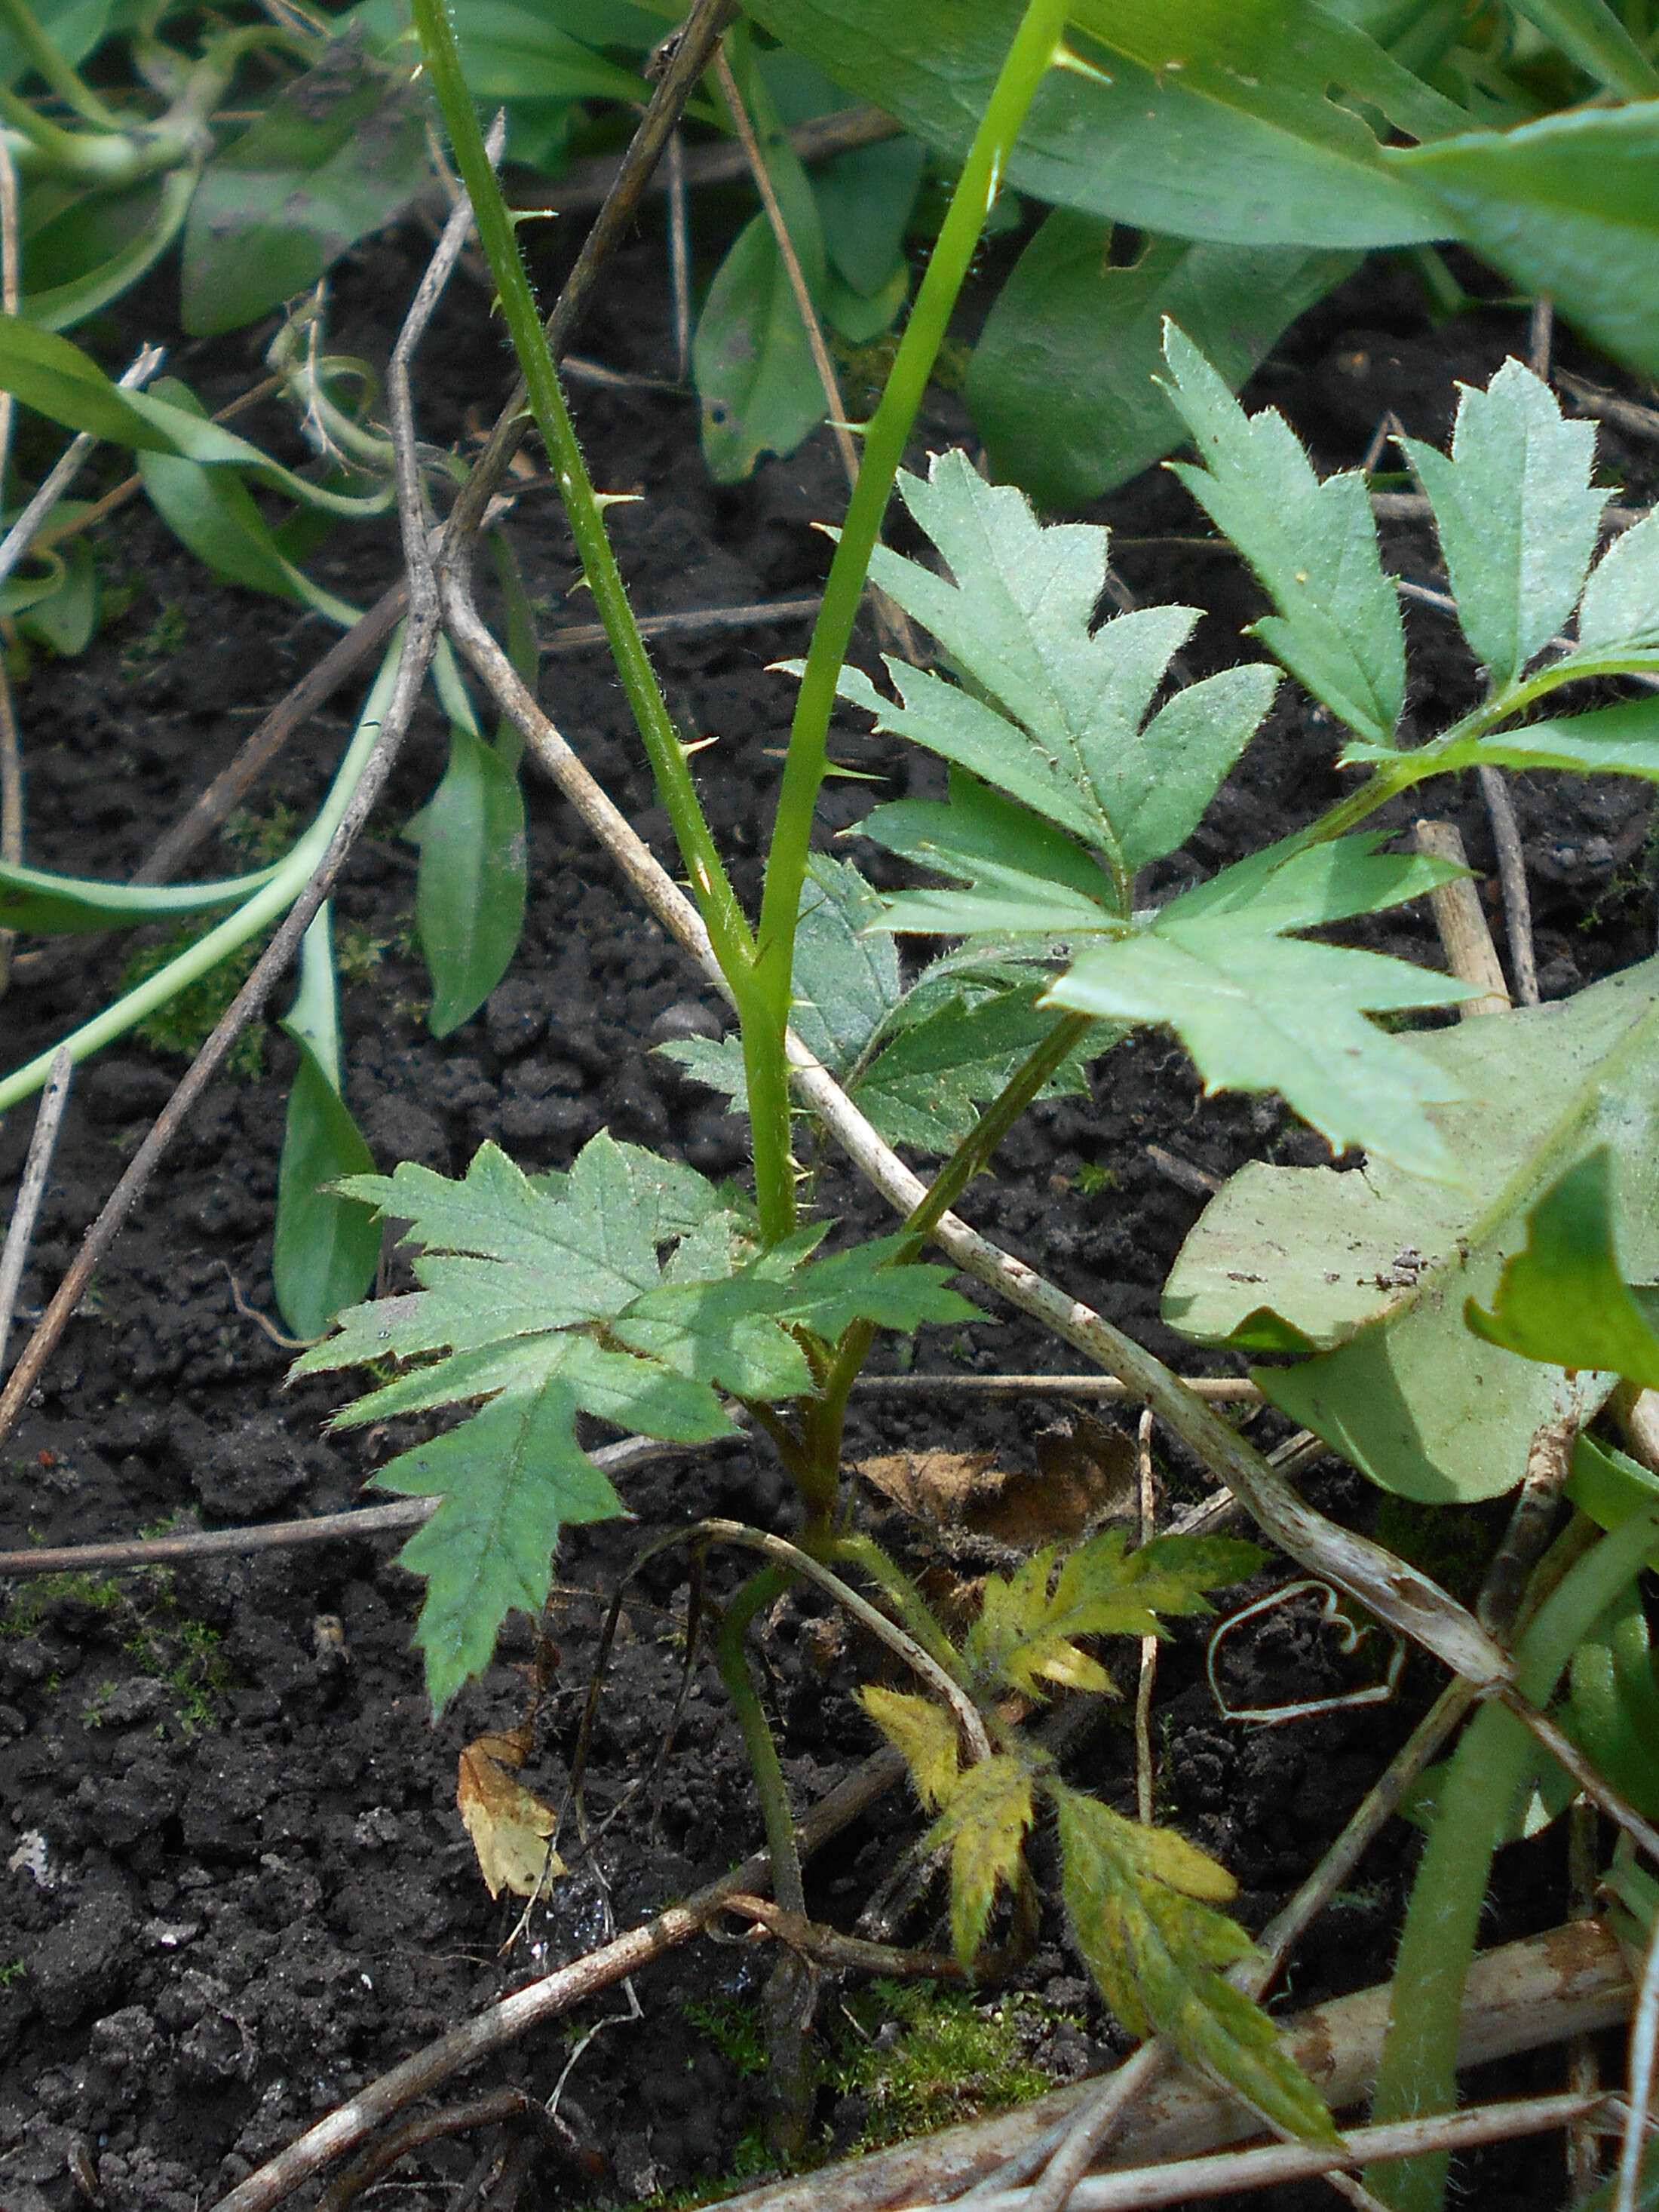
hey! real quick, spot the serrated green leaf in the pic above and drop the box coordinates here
[963,1528,1262,1699]
[410,724,528,1038]
[1050,1782,1337,2143]
[924,1754,1034,1965]
[1579,510,1659,655]
[1446,696,1659,780]
[373,1379,627,1713]
[849,981,1113,1155]
[967,216,1357,509]
[845,450,1277,888]
[1400,360,1605,688]
[790,852,901,1069]
[1465,1147,1659,1385]
[857,1684,961,1809]
[1047,834,1474,1182]
[1161,322,1404,745]
[296,1134,971,1702]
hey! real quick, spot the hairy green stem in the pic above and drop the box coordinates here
[1364,1498,1659,2211]
[716,1563,805,1915]
[409,0,751,994]
[747,0,1071,1243]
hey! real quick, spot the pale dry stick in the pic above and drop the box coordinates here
[450,568,1513,1695]
[1568,1796,1604,2205]
[0,152,478,1456]
[1410,818,1510,1014]
[935,2093,1614,2212]
[1557,369,1659,445]
[851,1375,1261,1403]
[0,343,167,591]
[1479,1412,1578,1642]
[1477,763,1541,1005]
[209,1748,908,2212]
[542,593,821,657]
[1377,491,1644,532]
[1531,296,1555,382]
[667,127,692,383]
[712,44,862,495]
[0,1432,721,1576]
[0,1044,71,1380]
[718,1922,1633,2212]
[530,101,899,216]
[1133,1408,1158,1826]
[1616,1910,1659,2212]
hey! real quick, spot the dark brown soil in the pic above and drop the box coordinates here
[0,216,1654,2212]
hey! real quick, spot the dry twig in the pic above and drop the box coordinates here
[0,1044,71,1380]
[1477,764,1541,1006]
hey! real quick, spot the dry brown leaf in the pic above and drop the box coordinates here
[858,1414,1136,1550]
[456,1726,565,1901]
[858,1448,999,1523]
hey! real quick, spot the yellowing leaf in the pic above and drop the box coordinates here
[456,1728,565,1901]
[925,1754,1034,1965]
[858,1685,963,1810]
[1049,1782,1336,2145]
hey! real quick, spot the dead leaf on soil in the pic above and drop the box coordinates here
[857,1414,1136,1550]
[456,1725,564,1901]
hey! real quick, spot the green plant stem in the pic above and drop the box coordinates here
[408,0,751,996]
[0,637,405,1113]
[802,1011,1093,1496]
[747,0,1071,1246]
[1364,1497,1659,2212]
[0,0,124,130]
[716,1563,806,1914]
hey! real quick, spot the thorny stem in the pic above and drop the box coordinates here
[409,0,753,989]
[749,0,1072,1244]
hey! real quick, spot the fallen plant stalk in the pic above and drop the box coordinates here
[704,1921,1632,2212]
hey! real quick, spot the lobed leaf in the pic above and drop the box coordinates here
[1579,511,1659,654]
[373,1379,627,1714]
[296,1134,974,1704]
[857,1685,961,1810]
[923,1754,1035,1965]
[848,449,1277,887]
[1047,835,1475,1183]
[1400,360,1606,687]
[964,1527,1262,1700]
[1050,1783,1338,2145]
[1161,322,1404,745]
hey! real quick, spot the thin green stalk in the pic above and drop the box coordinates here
[747,0,1072,1243]
[0,0,124,130]
[802,1011,1093,1491]
[716,1563,805,1913]
[0,637,405,1112]
[1364,1497,1659,2211]
[409,0,751,998]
